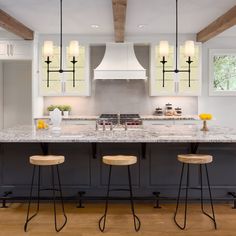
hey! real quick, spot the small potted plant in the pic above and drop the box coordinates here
[57,105,64,115]
[47,105,56,116]
[62,105,71,117]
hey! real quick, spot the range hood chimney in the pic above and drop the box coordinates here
[94,43,147,80]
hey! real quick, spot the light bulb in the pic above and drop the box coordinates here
[184,40,195,58]
[69,40,79,57]
[43,41,53,57]
[159,41,169,57]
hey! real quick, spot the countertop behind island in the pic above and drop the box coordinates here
[34,115,199,121]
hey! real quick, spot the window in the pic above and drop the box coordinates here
[209,49,236,96]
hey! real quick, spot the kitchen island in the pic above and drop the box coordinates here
[0,124,236,203]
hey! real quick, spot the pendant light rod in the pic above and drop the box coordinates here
[175,0,178,71]
[159,0,194,87]
[60,0,63,72]
[43,0,79,87]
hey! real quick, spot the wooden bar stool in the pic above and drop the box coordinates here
[174,154,217,230]
[24,155,67,232]
[99,155,141,232]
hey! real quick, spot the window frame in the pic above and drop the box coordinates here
[209,49,236,96]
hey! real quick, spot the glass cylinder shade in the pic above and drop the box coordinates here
[43,41,53,57]
[184,40,195,58]
[69,40,79,57]
[159,41,169,57]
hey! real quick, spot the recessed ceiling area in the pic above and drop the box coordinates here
[0,0,235,36]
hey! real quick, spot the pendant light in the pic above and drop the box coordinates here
[43,0,79,87]
[159,0,195,87]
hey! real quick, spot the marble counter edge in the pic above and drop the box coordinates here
[34,115,199,121]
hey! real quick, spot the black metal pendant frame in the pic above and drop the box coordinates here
[45,0,78,88]
[160,0,193,88]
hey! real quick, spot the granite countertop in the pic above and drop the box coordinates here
[34,115,199,121]
[140,115,199,120]
[34,115,99,120]
[0,124,236,143]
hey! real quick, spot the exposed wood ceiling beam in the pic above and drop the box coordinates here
[0,9,34,40]
[112,0,127,43]
[197,5,236,43]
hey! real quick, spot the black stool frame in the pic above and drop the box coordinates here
[99,165,141,232]
[174,163,217,230]
[24,165,67,232]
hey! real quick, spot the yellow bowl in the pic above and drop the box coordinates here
[199,113,212,120]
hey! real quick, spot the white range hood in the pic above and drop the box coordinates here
[94,43,147,80]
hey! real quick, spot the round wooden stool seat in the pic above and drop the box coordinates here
[103,155,137,166]
[30,155,65,166]
[177,154,213,164]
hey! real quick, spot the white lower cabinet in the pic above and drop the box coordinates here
[62,120,96,125]
[143,120,175,125]
[143,120,199,126]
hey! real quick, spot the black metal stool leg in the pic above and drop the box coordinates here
[200,164,217,229]
[55,165,67,232]
[51,166,67,232]
[127,165,141,231]
[99,165,112,232]
[24,166,41,232]
[174,163,190,230]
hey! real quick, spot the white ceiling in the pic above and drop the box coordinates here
[0,0,235,36]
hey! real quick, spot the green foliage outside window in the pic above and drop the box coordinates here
[213,55,236,91]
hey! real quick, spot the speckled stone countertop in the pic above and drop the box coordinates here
[0,124,235,143]
[140,115,199,120]
[34,115,199,121]
[34,115,98,120]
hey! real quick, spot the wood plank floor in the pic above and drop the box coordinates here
[0,203,235,236]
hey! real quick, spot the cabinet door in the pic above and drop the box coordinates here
[64,45,90,96]
[178,44,201,96]
[9,41,32,59]
[142,120,174,125]
[150,45,176,96]
[39,46,62,96]
[0,42,9,58]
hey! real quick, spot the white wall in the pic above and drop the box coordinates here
[3,61,32,128]
[0,62,3,129]
[198,37,236,128]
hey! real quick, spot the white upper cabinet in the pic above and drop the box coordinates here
[150,43,202,96]
[38,38,90,97]
[0,40,32,60]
